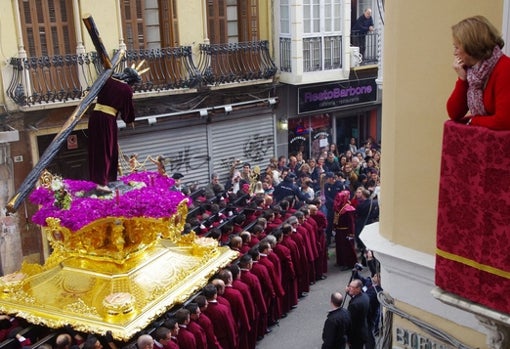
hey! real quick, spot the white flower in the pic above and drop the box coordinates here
[50,177,64,191]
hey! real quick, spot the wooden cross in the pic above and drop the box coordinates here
[6,15,124,212]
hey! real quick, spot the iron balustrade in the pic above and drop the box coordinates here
[198,40,277,86]
[350,30,379,65]
[279,37,292,72]
[7,41,277,107]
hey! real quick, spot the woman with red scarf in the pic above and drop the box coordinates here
[447,16,510,130]
[333,190,358,270]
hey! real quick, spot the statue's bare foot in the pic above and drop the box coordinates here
[96,184,112,193]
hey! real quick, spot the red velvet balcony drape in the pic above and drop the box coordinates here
[436,121,510,314]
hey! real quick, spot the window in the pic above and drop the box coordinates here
[207,0,259,44]
[302,0,342,71]
[19,0,76,57]
[121,0,179,50]
[280,0,290,34]
[17,0,79,101]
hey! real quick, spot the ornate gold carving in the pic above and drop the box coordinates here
[102,293,135,315]
[39,170,54,189]
[44,200,188,264]
[64,299,100,318]
[0,272,26,293]
[0,184,241,341]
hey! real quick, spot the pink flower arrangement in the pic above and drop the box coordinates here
[30,172,188,232]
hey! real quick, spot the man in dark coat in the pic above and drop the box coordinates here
[273,173,309,203]
[321,292,351,349]
[346,279,370,349]
[351,8,375,57]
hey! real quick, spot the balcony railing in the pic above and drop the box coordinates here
[122,47,202,92]
[6,41,277,107]
[350,31,379,65]
[279,32,379,74]
[198,41,277,85]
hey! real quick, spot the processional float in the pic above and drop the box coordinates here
[0,15,237,341]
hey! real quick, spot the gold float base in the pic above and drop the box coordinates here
[0,239,238,341]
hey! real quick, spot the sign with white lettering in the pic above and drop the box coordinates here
[298,78,377,113]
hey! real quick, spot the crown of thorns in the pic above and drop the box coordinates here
[115,60,150,84]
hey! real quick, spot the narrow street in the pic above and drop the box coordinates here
[256,247,370,349]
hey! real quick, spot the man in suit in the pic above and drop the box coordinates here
[346,279,370,349]
[322,292,351,349]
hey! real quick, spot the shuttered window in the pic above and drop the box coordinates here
[121,0,179,50]
[207,0,258,44]
[18,0,76,57]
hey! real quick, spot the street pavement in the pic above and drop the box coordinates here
[255,246,368,349]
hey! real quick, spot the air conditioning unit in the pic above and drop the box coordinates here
[350,46,362,67]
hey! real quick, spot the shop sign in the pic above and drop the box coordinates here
[395,327,452,349]
[298,78,377,113]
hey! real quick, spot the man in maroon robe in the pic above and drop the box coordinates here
[184,303,208,349]
[309,204,329,277]
[195,295,223,349]
[217,269,251,349]
[202,284,238,349]
[238,254,268,341]
[258,240,285,324]
[288,216,310,295]
[281,223,304,300]
[271,230,298,315]
[175,308,197,349]
[229,264,257,349]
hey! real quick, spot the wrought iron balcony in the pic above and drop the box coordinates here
[122,46,202,93]
[198,40,277,85]
[278,32,380,74]
[350,31,379,65]
[6,41,277,107]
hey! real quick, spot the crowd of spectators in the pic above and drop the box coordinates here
[0,137,382,349]
[152,136,382,348]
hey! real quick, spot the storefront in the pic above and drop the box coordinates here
[34,103,276,189]
[279,77,381,160]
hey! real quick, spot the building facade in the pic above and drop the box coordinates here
[0,0,280,267]
[274,0,383,159]
[0,1,378,271]
[361,1,510,348]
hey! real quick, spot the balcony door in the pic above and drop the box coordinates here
[18,0,78,101]
[206,0,259,44]
[120,0,179,50]
[120,0,180,88]
[206,0,260,79]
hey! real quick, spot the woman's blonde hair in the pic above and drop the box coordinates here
[452,15,504,60]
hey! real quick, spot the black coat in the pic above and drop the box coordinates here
[322,307,351,349]
[347,292,370,347]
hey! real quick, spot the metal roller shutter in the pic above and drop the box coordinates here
[118,124,209,188]
[209,113,275,184]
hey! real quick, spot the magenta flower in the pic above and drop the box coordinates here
[29,172,189,231]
